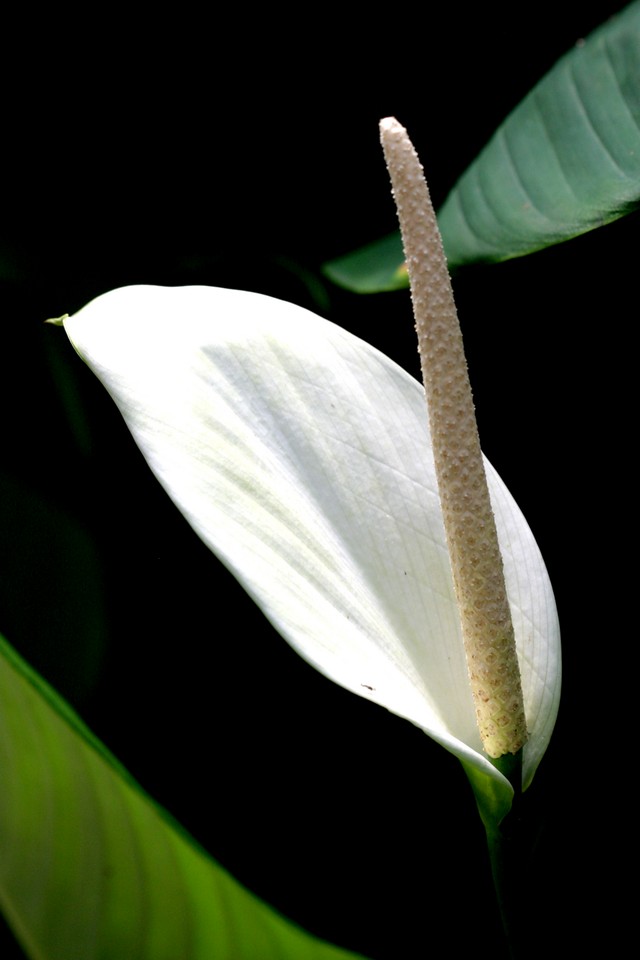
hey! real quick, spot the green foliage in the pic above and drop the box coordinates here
[0,634,368,960]
[323,1,640,291]
[321,233,407,295]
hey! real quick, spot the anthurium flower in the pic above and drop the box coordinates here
[58,282,560,819]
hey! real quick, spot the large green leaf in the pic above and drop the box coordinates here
[324,1,640,291]
[439,1,640,265]
[0,634,368,960]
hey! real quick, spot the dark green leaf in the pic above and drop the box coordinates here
[439,0,640,265]
[323,1,640,290]
[323,233,407,294]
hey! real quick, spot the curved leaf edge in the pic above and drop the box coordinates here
[0,633,371,960]
[321,1,640,292]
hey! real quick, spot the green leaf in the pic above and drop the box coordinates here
[438,0,640,266]
[323,233,407,294]
[60,285,560,815]
[323,1,640,290]
[0,633,369,960]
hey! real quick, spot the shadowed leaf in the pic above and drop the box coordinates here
[323,2,640,290]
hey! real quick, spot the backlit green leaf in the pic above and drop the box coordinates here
[0,634,369,960]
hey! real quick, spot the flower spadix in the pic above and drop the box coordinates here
[60,283,559,811]
[380,117,526,764]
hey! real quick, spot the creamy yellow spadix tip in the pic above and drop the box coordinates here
[380,117,527,758]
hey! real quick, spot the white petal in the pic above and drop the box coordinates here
[64,286,560,796]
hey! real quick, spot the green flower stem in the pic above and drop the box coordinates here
[486,823,532,958]
[468,751,532,960]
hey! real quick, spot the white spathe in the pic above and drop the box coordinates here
[63,285,560,802]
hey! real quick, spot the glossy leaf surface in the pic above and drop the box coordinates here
[323,1,640,290]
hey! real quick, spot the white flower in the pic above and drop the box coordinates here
[61,283,560,816]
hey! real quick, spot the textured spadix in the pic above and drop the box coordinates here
[380,117,526,759]
[62,285,560,804]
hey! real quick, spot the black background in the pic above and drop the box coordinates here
[0,4,634,957]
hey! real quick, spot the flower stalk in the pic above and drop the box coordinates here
[379,117,527,763]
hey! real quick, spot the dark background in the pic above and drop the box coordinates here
[0,4,634,957]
